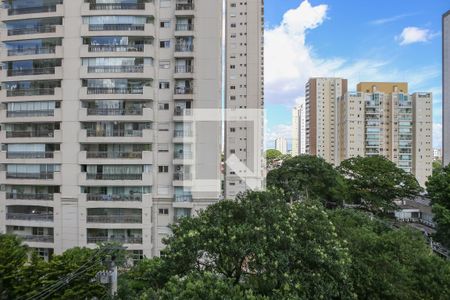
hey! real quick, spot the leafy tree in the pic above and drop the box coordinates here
[0,234,28,299]
[265,149,282,162]
[267,155,346,205]
[425,164,450,247]
[338,156,422,215]
[131,191,354,299]
[329,209,450,299]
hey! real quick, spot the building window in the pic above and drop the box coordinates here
[160,21,171,28]
[159,60,170,69]
[158,166,169,173]
[159,208,169,215]
[159,103,169,110]
[160,40,171,48]
[159,81,170,89]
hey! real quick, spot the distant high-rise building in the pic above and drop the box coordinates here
[0,0,223,259]
[292,100,306,156]
[275,137,288,154]
[443,10,450,166]
[224,0,265,199]
[305,78,348,165]
[337,82,433,186]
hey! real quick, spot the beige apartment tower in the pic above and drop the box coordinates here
[338,82,433,186]
[224,0,265,199]
[0,0,222,260]
[305,78,348,165]
[292,100,306,156]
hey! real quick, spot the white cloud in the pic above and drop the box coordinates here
[396,27,437,45]
[369,13,416,26]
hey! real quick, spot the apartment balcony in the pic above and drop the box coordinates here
[0,108,62,123]
[174,65,194,79]
[2,67,63,82]
[78,128,153,143]
[1,45,63,61]
[175,2,194,15]
[80,193,152,209]
[174,45,194,58]
[2,25,64,42]
[78,107,153,122]
[1,3,63,21]
[80,44,154,58]
[20,235,55,243]
[81,2,155,16]
[86,214,142,224]
[173,108,193,121]
[80,65,154,79]
[2,171,62,186]
[78,150,152,165]
[79,86,153,100]
[3,191,59,207]
[173,172,193,186]
[87,235,142,244]
[173,87,194,100]
[0,129,62,144]
[80,23,155,37]
[173,151,194,165]
[1,87,62,101]
[79,172,152,187]
[173,195,194,209]
[175,23,194,36]
[6,212,53,222]
[0,151,61,164]
[173,130,194,143]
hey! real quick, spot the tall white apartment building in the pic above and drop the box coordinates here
[274,137,287,154]
[224,0,265,199]
[338,82,433,187]
[443,10,450,166]
[0,0,222,260]
[305,78,347,165]
[292,100,306,156]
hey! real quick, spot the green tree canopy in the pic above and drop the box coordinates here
[338,156,422,215]
[0,234,28,299]
[267,154,346,205]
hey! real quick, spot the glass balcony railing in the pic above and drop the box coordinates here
[89,3,146,10]
[175,23,194,31]
[6,213,53,221]
[174,130,192,137]
[88,44,145,52]
[88,24,145,31]
[6,152,54,159]
[6,192,54,201]
[176,2,194,10]
[86,194,142,202]
[175,44,194,52]
[6,131,55,138]
[87,236,142,244]
[8,47,56,56]
[86,87,144,95]
[8,25,57,36]
[86,108,143,116]
[7,67,56,77]
[7,88,56,97]
[86,151,143,159]
[87,65,143,73]
[173,172,192,180]
[6,172,54,180]
[175,65,193,73]
[20,235,54,243]
[174,87,193,95]
[175,194,193,202]
[86,214,142,223]
[174,151,193,159]
[86,173,142,180]
[86,129,143,137]
[174,108,192,116]
[7,4,60,16]
[7,109,54,117]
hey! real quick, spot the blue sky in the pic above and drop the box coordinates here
[264,0,449,149]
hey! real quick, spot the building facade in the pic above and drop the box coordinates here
[0,0,222,260]
[305,78,347,165]
[443,10,450,166]
[224,0,265,199]
[274,137,287,154]
[337,82,433,187]
[292,100,306,156]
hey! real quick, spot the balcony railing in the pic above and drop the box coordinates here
[174,130,192,137]
[86,194,142,202]
[20,235,54,243]
[6,172,54,180]
[173,172,192,180]
[87,107,143,116]
[7,67,56,77]
[87,236,143,244]
[86,129,143,137]
[6,152,54,159]
[88,24,145,31]
[87,65,144,73]
[175,65,193,73]
[86,87,144,95]
[88,44,145,53]
[175,44,194,52]
[87,214,142,223]
[174,151,193,159]
[8,25,57,36]
[6,192,54,201]
[176,3,194,10]
[7,110,54,117]
[7,4,61,15]
[7,88,56,97]
[89,3,146,10]
[6,131,55,138]
[175,194,193,202]
[174,87,193,95]
[6,213,53,221]
[86,173,142,180]
[8,47,56,56]
[86,151,143,159]
[175,23,194,31]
